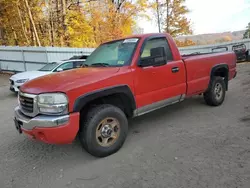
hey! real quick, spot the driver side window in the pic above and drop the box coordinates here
[141,38,173,61]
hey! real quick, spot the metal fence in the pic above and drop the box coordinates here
[0,46,94,72]
[0,38,250,72]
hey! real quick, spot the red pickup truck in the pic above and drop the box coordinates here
[14,33,237,157]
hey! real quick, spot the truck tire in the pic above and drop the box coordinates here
[203,76,226,106]
[79,104,128,157]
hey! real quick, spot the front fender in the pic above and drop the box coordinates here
[72,85,136,112]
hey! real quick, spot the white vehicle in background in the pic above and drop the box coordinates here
[9,58,86,93]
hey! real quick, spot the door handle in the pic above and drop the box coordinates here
[172,67,179,73]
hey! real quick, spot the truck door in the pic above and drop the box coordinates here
[134,37,186,112]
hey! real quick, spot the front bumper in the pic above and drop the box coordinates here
[14,107,79,144]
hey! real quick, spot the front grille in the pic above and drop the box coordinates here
[19,95,34,113]
[10,79,14,85]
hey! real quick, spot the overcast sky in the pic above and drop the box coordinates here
[138,0,250,34]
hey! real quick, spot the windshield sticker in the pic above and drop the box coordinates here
[123,38,138,43]
[117,61,125,65]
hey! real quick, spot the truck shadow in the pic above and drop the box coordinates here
[128,95,206,133]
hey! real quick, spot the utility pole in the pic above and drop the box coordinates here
[156,0,161,33]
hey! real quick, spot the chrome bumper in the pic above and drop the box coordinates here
[14,106,69,130]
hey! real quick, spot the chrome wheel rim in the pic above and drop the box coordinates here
[96,117,120,147]
[214,83,223,100]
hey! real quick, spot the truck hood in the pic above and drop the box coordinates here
[21,67,120,94]
[10,71,50,81]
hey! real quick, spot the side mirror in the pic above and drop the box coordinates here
[139,47,166,67]
[56,68,63,72]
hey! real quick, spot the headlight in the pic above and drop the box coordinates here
[38,93,68,115]
[16,79,29,83]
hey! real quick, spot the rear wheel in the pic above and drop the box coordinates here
[203,76,226,106]
[79,104,128,157]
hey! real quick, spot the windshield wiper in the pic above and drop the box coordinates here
[90,63,110,67]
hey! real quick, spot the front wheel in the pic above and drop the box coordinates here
[203,76,226,106]
[79,104,128,157]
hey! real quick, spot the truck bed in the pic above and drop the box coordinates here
[182,51,236,96]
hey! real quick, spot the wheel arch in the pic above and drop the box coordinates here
[73,85,136,118]
[209,64,229,90]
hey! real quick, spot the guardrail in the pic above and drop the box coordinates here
[179,39,250,55]
[0,38,250,72]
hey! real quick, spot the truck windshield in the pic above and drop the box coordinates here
[84,38,139,67]
[39,62,59,71]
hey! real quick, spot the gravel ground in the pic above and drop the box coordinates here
[0,63,250,188]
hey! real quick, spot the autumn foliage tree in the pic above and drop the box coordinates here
[0,0,149,47]
[152,0,192,36]
[243,22,250,39]
[163,0,192,37]
[175,38,195,47]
